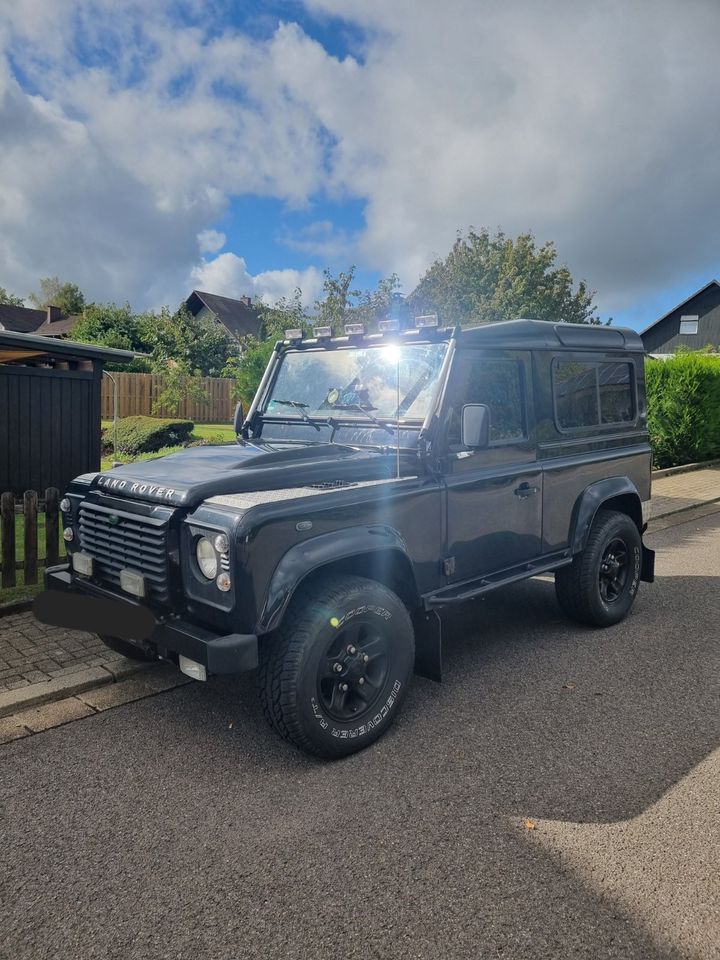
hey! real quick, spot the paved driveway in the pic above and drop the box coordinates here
[2,511,719,960]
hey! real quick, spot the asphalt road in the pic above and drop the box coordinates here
[2,511,719,960]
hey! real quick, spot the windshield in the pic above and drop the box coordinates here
[264,342,448,423]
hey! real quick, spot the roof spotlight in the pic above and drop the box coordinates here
[414,314,439,328]
[313,326,332,339]
[344,323,365,336]
[284,329,303,341]
[378,319,399,333]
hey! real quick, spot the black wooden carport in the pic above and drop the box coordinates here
[0,331,135,497]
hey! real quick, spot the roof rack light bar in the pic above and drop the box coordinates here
[284,328,303,341]
[313,326,332,339]
[378,319,399,333]
[344,322,365,336]
[414,314,439,328]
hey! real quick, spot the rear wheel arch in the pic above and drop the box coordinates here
[570,478,643,555]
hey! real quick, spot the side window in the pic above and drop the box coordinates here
[554,361,598,429]
[599,362,634,423]
[554,359,635,430]
[447,353,525,446]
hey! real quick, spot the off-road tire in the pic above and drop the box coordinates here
[258,575,415,758]
[98,634,157,662]
[555,509,642,627]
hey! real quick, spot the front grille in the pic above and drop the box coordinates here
[78,502,171,603]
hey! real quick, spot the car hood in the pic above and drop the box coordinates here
[85,440,401,508]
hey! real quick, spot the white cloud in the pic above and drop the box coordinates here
[197,229,226,255]
[1,0,719,318]
[190,252,323,307]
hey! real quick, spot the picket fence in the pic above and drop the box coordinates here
[1,489,62,591]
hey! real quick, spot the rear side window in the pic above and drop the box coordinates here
[447,354,525,445]
[553,360,634,430]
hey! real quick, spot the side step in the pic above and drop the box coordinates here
[423,550,573,608]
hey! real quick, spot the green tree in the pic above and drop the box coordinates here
[0,286,24,306]
[71,302,150,370]
[408,228,600,326]
[29,276,86,314]
[349,274,403,329]
[138,304,238,377]
[315,267,360,334]
[152,359,208,416]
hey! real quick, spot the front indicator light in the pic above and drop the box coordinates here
[216,572,231,592]
[196,537,217,579]
[63,527,74,542]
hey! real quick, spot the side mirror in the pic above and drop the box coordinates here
[461,403,490,448]
[233,401,245,437]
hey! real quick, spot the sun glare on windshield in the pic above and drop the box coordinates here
[265,342,448,422]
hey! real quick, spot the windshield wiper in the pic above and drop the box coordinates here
[331,404,397,435]
[271,399,322,432]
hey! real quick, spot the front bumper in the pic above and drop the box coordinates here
[35,566,258,675]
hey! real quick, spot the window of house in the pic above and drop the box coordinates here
[553,360,634,430]
[447,353,525,446]
[679,316,699,335]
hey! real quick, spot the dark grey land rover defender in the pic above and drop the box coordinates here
[36,318,655,757]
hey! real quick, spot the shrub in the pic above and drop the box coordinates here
[102,417,194,456]
[646,354,720,468]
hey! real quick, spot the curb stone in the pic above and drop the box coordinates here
[0,665,191,744]
[652,458,720,479]
[0,661,149,718]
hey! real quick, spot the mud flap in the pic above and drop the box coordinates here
[641,543,655,583]
[412,609,442,682]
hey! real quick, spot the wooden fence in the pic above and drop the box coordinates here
[101,372,235,423]
[1,489,62,591]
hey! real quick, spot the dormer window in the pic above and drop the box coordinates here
[679,316,699,335]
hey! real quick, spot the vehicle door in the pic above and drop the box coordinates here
[439,348,542,583]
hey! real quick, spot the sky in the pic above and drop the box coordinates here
[1,0,719,330]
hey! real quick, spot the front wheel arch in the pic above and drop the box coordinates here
[257,530,420,635]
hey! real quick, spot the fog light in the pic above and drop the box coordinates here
[120,569,145,598]
[72,552,93,576]
[60,498,71,513]
[179,655,207,682]
[214,533,229,554]
[63,527,74,542]
[216,572,231,592]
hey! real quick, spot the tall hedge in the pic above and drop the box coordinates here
[646,353,720,468]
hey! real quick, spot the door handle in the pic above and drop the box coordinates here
[514,483,539,498]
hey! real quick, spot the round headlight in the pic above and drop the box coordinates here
[214,533,229,554]
[196,537,217,579]
[60,497,71,513]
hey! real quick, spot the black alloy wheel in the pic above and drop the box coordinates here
[317,618,390,723]
[598,537,630,603]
